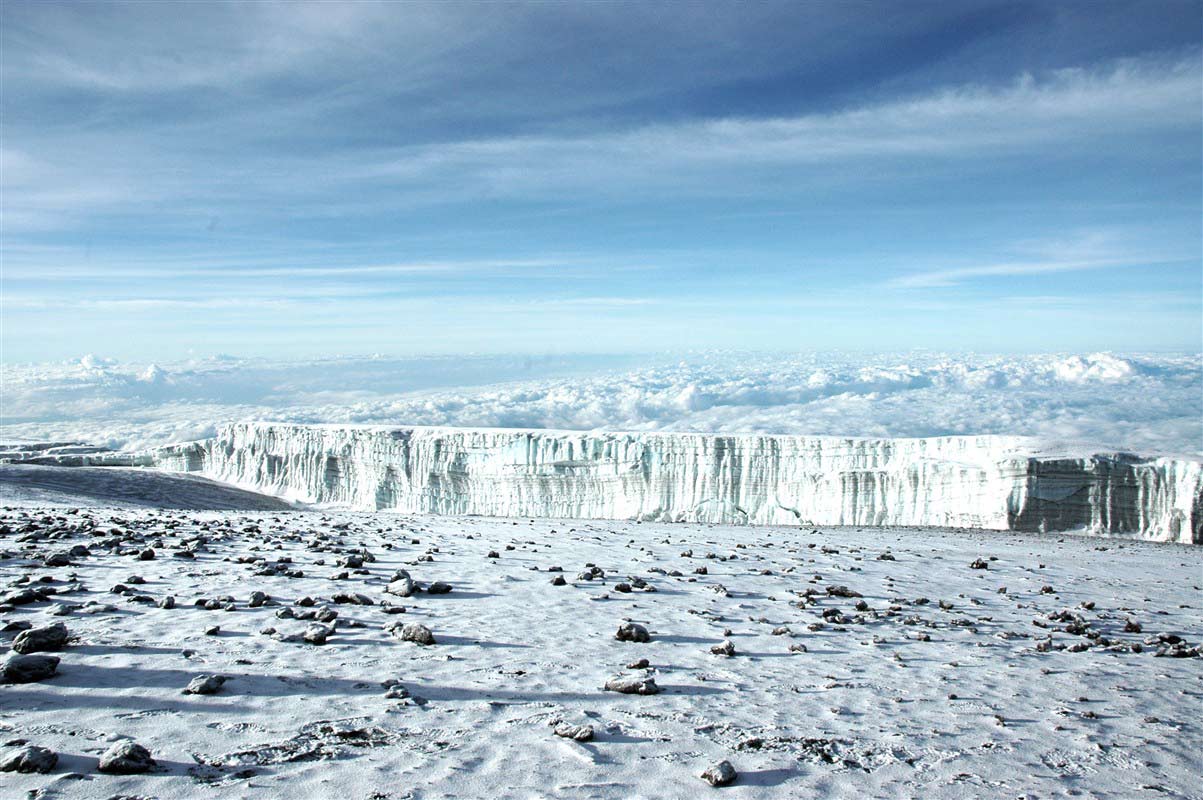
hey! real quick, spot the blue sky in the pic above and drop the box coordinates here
[2,0,1200,361]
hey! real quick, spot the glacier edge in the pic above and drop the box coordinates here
[133,423,1203,544]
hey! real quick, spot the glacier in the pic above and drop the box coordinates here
[116,422,1202,544]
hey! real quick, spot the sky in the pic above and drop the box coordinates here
[2,0,1201,361]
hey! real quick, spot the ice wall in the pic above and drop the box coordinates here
[152,423,1203,543]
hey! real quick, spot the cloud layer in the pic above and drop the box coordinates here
[2,352,1198,457]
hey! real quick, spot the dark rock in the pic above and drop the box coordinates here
[12,622,68,654]
[97,740,155,774]
[2,654,59,683]
[183,674,227,695]
[701,760,737,786]
[382,679,409,699]
[332,592,374,605]
[0,744,57,774]
[1,588,48,606]
[303,623,333,645]
[615,622,650,643]
[711,639,736,656]
[388,621,435,646]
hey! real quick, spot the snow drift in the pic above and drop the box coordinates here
[147,423,1202,544]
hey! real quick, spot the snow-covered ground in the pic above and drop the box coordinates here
[0,464,293,511]
[2,351,1199,456]
[1,473,1200,798]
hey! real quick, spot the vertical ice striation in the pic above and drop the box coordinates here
[151,423,1202,543]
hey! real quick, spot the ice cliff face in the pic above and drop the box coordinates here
[151,423,1203,544]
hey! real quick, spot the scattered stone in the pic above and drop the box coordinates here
[578,566,605,581]
[553,723,594,742]
[0,744,57,774]
[332,592,374,605]
[97,740,155,774]
[427,581,452,595]
[12,622,68,654]
[711,639,736,656]
[615,622,651,643]
[605,675,660,695]
[303,623,333,645]
[701,760,738,787]
[44,552,72,567]
[969,559,989,570]
[382,679,410,699]
[385,571,415,598]
[183,675,228,695]
[0,588,48,606]
[389,622,435,646]
[2,653,59,683]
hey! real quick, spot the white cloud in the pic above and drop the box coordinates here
[882,229,1199,289]
[4,53,1197,233]
[2,352,1198,457]
[348,56,1200,196]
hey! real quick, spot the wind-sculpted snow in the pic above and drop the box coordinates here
[152,423,1202,543]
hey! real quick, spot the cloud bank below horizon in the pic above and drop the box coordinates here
[1,351,1198,457]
